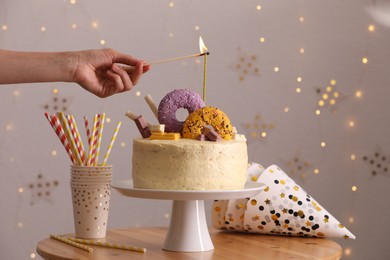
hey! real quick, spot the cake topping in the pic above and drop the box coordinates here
[149,132,180,140]
[149,124,165,133]
[203,127,222,142]
[157,89,205,133]
[134,115,151,138]
[127,89,246,141]
[182,106,233,140]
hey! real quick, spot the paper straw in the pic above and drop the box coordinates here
[67,237,146,253]
[102,121,121,166]
[50,234,93,253]
[144,94,159,120]
[84,116,91,146]
[44,112,75,164]
[67,115,86,165]
[87,114,100,166]
[58,112,83,165]
[93,113,106,166]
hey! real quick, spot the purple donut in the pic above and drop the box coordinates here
[158,89,205,133]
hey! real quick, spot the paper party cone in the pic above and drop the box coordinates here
[246,162,265,182]
[212,162,265,230]
[211,200,229,229]
[224,198,249,230]
[243,164,355,239]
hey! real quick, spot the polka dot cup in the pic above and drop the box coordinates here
[70,165,112,239]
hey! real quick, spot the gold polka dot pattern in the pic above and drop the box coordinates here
[212,163,356,239]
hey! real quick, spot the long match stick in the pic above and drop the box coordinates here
[145,52,209,66]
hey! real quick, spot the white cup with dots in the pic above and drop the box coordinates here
[70,165,112,239]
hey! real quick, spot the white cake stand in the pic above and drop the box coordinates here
[111,180,265,252]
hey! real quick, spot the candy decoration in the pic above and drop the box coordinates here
[182,106,233,140]
[134,115,151,138]
[144,94,159,120]
[158,89,205,133]
[212,163,355,239]
[149,124,165,133]
[149,132,180,140]
[204,127,222,142]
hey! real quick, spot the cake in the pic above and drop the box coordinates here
[128,89,248,190]
[132,138,248,190]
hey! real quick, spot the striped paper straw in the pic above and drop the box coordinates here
[58,112,83,165]
[102,121,121,166]
[44,112,75,164]
[67,237,146,253]
[93,113,105,166]
[67,115,86,165]
[87,114,100,166]
[89,114,102,166]
[50,234,93,253]
[84,116,91,147]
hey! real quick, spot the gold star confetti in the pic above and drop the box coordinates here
[230,47,261,81]
[42,88,72,113]
[362,146,390,177]
[242,113,275,144]
[281,151,313,182]
[315,80,346,114]
[28,172,59,205]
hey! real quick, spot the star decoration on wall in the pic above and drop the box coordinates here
[315,80,346,114]
[230,47,261,82]
[42,89,72,113]
[280,151,313,183]
[362,146,390,177]
[27,172,59,205]
[242,113,275,144]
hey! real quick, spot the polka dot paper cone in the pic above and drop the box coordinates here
[244,164,355,239]
[212,163,355,239]
[211,200,228,229]
[212,162,265,231]
[224,198,249,230]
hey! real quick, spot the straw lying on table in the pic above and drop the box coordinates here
[45,112,121,166]
[67,237,146,253]
[50,234,93,253]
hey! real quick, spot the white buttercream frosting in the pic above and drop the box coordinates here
[132,138,248,190]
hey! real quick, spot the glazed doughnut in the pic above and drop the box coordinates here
[182,106,233,140]
[158,89,205,133]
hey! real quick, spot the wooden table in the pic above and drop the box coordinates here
[36,227,342,260]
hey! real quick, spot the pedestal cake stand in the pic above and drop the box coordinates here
[111,180,265,252]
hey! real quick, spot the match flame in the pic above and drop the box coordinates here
[199,36,208,54]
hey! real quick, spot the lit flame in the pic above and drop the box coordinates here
[199,36,208,53]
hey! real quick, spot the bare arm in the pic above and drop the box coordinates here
[0,48,150,98]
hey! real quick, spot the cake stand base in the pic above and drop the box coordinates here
[111,180,265,253]
[163,200,212,252]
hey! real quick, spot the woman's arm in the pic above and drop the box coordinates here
[0,48,150,98]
